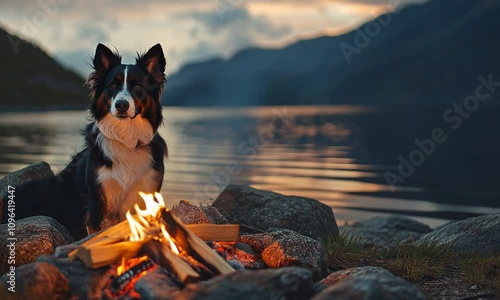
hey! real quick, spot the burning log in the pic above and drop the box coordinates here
[142,240,200,284]
[176,249,215,280]
[69,221,239,268]
[69,221,238,258]
[186,224,239,242]
[75,220,137,250]
[161,210,235,276]
[74,240,150,269]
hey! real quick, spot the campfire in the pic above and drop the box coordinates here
[68,192,240,296]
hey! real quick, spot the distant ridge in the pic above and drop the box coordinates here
[162,0,500,106]
[0,27,88,110]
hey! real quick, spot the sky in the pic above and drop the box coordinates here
[0,0,425,77]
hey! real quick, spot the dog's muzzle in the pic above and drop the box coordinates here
[111,97,135,119]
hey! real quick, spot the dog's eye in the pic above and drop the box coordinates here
[109,82,117,89]
[133,83,142,89]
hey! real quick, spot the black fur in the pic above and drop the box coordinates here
[1,44,168,239]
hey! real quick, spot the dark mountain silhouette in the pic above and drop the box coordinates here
[162,0,500,106]
[0,27,88,110]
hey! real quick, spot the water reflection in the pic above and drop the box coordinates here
[0,106,499,227]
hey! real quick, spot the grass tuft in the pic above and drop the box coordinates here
[460,252,500,293]
[383,242,455,281]
[325,234,499,294]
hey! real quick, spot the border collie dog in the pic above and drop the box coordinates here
[1,44,168,239]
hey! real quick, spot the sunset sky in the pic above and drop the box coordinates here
[0,0,426,77]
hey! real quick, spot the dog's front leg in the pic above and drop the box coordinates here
[86,185,107,235]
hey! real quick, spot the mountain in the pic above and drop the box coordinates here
[162,0,500,106]
[0,27,88,110]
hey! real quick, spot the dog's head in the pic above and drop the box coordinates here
[88,44,166,147]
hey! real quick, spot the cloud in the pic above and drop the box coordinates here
[163,6,292,72]
[179,8,252,32]
[175,7,290,38]
[181,41,220,63]
[335,0,428,4]
[0,0,425,75]
[75,23,108,42]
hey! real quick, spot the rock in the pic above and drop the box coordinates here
[0,162,54,196]
[241,229,327,280]
[340,215,432,248]
[172,200,228,224]
[175,267,321,300]
[314,266,426,300]
[54,244,79,258]
[201,206,229,224]
[0,216,75,274]
[233,242,255,255]
[173,200,211,224]
[0,162,54,220]
[417,213,500,254]
[213,185,338,241]
[0,262,70,300]
[135,267,180,300]
[37,255,116,299]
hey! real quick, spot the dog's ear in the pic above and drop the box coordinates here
[93,44,121,74]
[136,44,166,84]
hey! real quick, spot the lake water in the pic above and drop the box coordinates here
[1,105,499,227]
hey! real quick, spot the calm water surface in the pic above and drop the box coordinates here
[1,106,499,227]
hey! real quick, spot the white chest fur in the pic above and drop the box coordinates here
[96,135,159,224]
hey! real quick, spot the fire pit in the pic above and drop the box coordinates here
[1,185,348,300]
[66,192,241,297]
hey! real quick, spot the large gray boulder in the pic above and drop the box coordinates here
[213,185,339,241]
[0,216,75,274]
[0,162,54,220]
[241,229,327,280]
[0,162,54,196]
[417,213,500,254]
[175,267,320,300]
[314,266,426,300]
[340,215,432,248]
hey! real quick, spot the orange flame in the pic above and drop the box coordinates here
[123,192,180,254]
[160,223,180,255]
[125,192,165,242]
[117,256,126,276]
[116,256,149,276]
[117,192,180,279]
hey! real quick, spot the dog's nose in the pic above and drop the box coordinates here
[115,100,129,113]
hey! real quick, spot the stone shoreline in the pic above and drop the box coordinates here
[0,162,499,299]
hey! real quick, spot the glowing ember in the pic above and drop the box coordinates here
[109,256,154,297]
